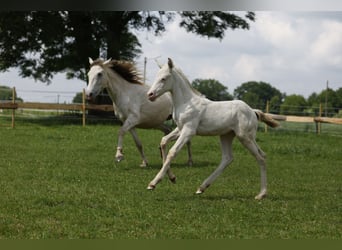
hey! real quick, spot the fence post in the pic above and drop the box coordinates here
[11,87,15,128]
[318,103,322,134]
[82,88,86,127]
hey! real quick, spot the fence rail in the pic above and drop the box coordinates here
[1,87,342,134]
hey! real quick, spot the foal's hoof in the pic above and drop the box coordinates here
[115,155,124,162]
[255,192,267,200]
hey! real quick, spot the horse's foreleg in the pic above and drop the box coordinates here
[116,119,137,163]
[148,129,194,190]
[129,129,148,167]
[196,132,234,194]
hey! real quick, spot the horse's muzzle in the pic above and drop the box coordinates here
[147,92,157,102]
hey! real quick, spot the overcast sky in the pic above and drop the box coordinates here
[0,11,341,103]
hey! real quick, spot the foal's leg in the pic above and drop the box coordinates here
[129,128,148,167]
[159,126,193,166]
[238,136,267,200]
[159,127,180,164]
[157,126,179,183]
[196,132,234,194]
[147,129,194,190]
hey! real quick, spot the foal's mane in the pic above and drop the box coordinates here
[90,59,143,85]
[173,67,203,97]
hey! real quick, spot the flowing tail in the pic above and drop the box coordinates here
[254,110,280,128]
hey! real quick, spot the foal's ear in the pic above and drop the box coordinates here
[168,58,174,69]
[89,57,94,65]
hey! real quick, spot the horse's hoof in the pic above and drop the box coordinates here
[195,188,204,195]
[187,160,193,167]
[140,161,148,168]
[147,184,155,190]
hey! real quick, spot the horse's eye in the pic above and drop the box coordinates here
[161,78,166,82]
[97,72,103,77]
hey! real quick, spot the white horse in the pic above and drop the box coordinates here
[147,58,279,200]
[85,58,192,168]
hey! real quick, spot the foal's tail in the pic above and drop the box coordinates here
[254,110,280,128]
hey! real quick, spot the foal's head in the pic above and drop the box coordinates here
[147,58,174,102]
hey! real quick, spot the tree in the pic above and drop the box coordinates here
[234,81,283,110]
[280,94,307,116]
[72,92,83,104]
[191,78,233,101]
[0,11,255,84]
[307,88,342,116]
[0,85,22,101]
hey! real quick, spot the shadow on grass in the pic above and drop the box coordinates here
[147,160,214,170]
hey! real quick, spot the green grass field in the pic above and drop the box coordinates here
[0,117,341,239]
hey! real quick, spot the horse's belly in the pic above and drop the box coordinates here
[196,121,233,136]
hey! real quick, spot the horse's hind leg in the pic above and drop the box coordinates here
[196,132,235,194]
[238,136,267,200]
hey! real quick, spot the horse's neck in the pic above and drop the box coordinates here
[105,71,130,103]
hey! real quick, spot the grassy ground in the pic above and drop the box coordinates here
[0,116,341,239]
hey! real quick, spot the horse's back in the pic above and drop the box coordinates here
[196,99,258,136]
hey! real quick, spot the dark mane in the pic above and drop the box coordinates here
[90,59,143,85]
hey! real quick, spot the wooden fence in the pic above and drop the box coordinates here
[1,87,342,133]
[0,88,114,128]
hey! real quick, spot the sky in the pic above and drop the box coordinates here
[0,11,341,103]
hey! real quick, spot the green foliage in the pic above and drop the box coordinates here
[234,81,284,110]
[0,122,341,239]
[191,78,233,101]
[179,11,255,40]
[307,87,342,116]
[280,94,308,115]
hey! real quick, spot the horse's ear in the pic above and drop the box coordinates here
[104,58,112,65]
[89,57,94,65]
[168,58,174,69]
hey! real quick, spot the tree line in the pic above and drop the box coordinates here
[189,79,342,117]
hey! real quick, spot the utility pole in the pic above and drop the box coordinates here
[325,80,328,117]
[143,56,161,84]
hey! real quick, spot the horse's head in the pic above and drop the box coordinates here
[85,57,111,102]
[147,58,174,102]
